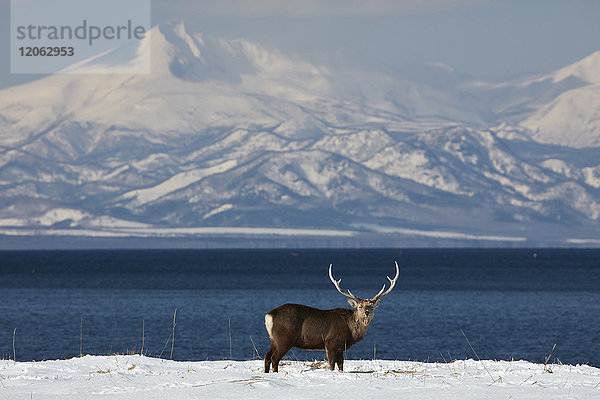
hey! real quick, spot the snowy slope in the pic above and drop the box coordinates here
[521,84,600,148]
[518,51,600,148]
[0,20,334,144]
[1,356,599,400]
[0,20,599,245]
[550,51,600,85]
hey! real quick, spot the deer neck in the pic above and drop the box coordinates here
[349,311,372,342]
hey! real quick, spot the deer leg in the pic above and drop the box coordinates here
[270,343,292,373]
[325,346,341,371]
[325,339,345,371]
[336,351,344,371]
[327,348,344,371]
[264,343,275,373]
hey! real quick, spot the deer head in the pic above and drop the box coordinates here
[328,262,399,325]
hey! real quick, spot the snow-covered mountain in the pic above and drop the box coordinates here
[517,51,600,148]
[0,20,598,246]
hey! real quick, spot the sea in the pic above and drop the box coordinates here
[1,248,599,366]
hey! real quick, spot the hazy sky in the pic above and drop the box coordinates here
[1,0,599,89]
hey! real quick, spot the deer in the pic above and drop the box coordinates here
[264,262,399,373]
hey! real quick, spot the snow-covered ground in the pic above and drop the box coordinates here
[1,355,599,399]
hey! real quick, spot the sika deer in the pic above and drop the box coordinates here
[264,262,399,372]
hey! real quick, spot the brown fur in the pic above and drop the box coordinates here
[264,263,398,373]
[264,301,377,372]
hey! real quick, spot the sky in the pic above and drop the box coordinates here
[1,0,600,89]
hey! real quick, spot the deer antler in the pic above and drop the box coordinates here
[329,264,362,301]
[370,261,400,302]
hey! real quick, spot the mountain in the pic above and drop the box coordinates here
[0,20,598,246]
[513,51,600,148]
[465,51,600,148]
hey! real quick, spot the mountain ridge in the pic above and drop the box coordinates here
[0,20,599,246]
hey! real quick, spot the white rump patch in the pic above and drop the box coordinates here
[265,314,274,340]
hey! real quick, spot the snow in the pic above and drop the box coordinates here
[540,159,579,179]
[121,160,238,207]
[312,130,394,163]
[515,51,600,148]
[583,166,600,188]
[520,84,600,148]
[202,204,234,219]
[357,224,527,243]
[1,19,600,243]
[0,218,26,227]
[567,238,600,245]
[0,226,357,238]
[1,356,598,400]
[364,145,468,195]
[81,216,151,230]
[550,50,600,85]
[37,208,90,227]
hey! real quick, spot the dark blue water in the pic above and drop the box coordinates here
[1,249,599,366]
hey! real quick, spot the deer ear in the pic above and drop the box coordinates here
[372,299,382,309]
[347,299,359,308]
